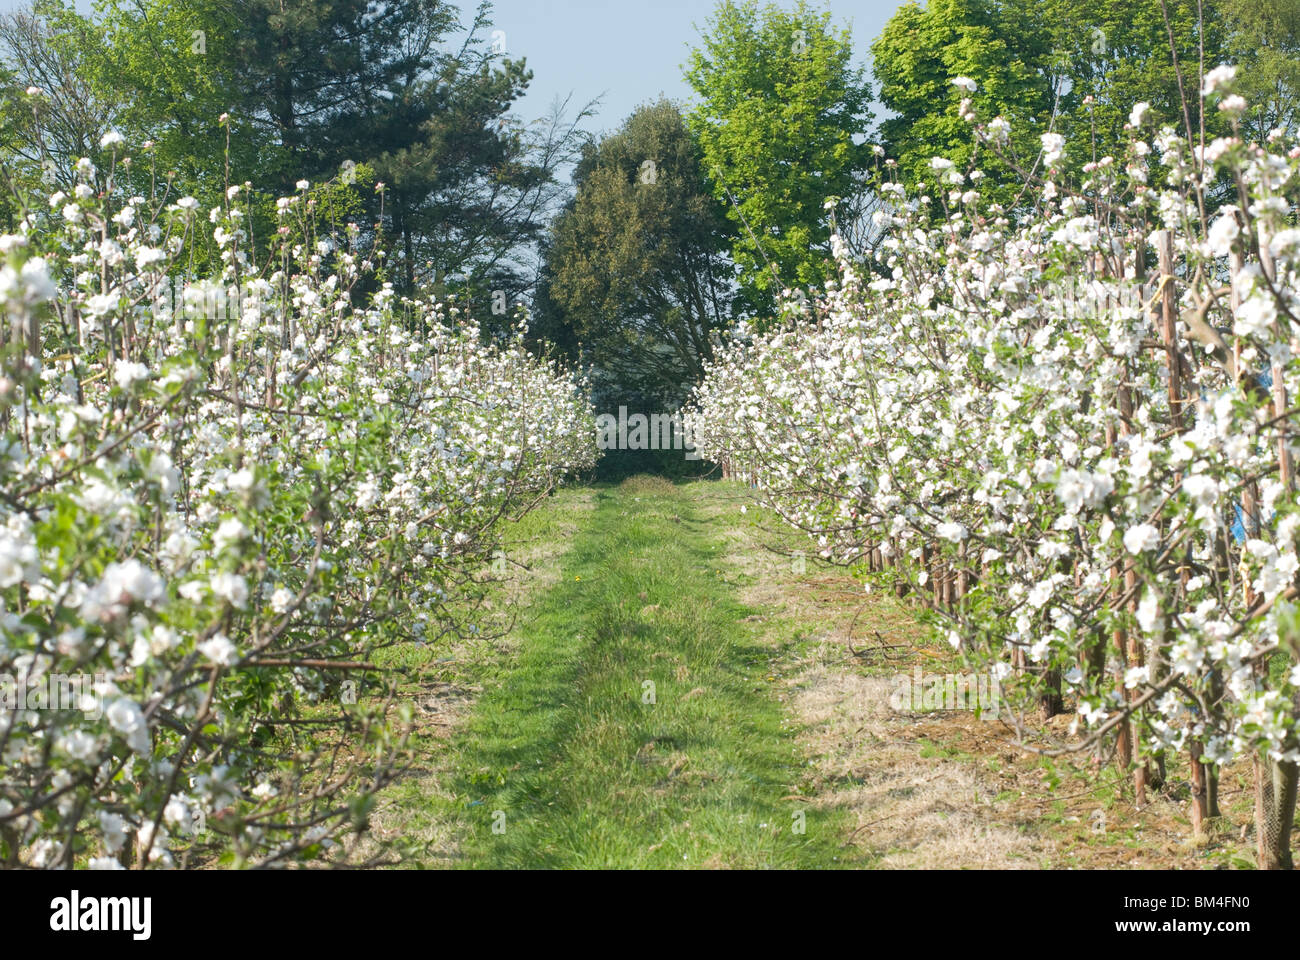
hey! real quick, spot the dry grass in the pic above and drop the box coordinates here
[790,668,1043,867]
[618,474,680,496]
[712,481,1270,869]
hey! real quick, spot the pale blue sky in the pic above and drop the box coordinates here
[481,0,907,134]
[2,0,909,134]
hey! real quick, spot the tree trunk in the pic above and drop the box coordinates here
[1189,740,1210,844]
[1256,753,1298,870]
[1040,668,1063,720]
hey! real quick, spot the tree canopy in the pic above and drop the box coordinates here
[536,100,736,407]
[685,0,873,314]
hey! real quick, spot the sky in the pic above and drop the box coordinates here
[1,0,909,135]
[478,0,908,136]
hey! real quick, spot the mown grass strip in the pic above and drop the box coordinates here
[448,478,854,868]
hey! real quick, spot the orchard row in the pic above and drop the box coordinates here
[688,75,1300,868]
[0,146,597,868]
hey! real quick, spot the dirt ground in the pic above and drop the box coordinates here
[707,487,1270,870]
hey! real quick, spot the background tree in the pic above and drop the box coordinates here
[1220,0,1300,142]
[165,0,588,307]
[685,0,873,317]
[536,100,737,407]
[1041,0,1230,167]
[4,0,595,318]
[48,0,251,199]
[871,0,1055,210]
[182,0,459,193]
[373,80,594,314]
[873,0,1238,205]
[0,4,125,196]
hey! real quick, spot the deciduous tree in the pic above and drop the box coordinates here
[537,100,736,405]
[685,0,873,315]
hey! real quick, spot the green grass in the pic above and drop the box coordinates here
[443,478,856,868]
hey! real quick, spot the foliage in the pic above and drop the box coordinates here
[6,0,584,309]
[685,0,874,316]
[1221,0,1300,142]
[873,0,1238,205]
[872,0,1055,211]
[1041,0,1231,172]
[537,100,737,406]
[0,4,125,197]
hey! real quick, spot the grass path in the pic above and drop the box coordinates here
[362,476,1271,869]
[444,477,855,868]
